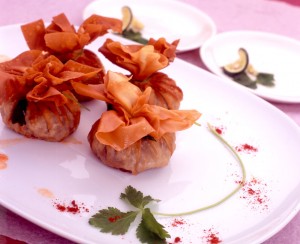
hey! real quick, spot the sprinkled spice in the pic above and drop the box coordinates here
[237,176,270,211]
[108,215,121,223]
[215,128,223,135]
[235,143,258,153]
[171,218,186,227]
[174,237,181,243]
[53,199,89,214]
[213,125,226,135]
[168,236,182,244]
[208,233,222,243]
[203,228,222,243]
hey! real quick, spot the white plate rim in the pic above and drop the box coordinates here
[0,24,300,244]
[82,0,217,52]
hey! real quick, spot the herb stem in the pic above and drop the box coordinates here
[153,123,246,217]
[63,91,90,111]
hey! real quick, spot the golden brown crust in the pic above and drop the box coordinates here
[21,13,122,54]
[2,93,80,141]
[73,71,200,174]
[19,13,122,102]
[132,72,183,110]
[88,119,176,174]
[0,50,102,141]
[99,38,182,109]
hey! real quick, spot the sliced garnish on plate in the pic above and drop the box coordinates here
[121,6,133,31]
[222,48,275,89]
[121,6,148,44]
[222,48,249,75]
[83,0,217,51]
[121,6,144,32]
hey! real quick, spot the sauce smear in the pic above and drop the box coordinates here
[0,153,8,170]
[37,188,55,198]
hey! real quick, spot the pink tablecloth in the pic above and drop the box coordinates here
[0,0,300,243]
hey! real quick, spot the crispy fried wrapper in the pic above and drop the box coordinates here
[147,37,179,62]
[131,72,183,109]
[99,38,182,109]
[20,13,122,94]
[72,71,200,174]
[21,13,122,53]
[89,120,176,174]
[0,50,102,141]
[99,37,179,80]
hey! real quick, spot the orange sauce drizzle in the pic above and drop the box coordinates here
[0,153,8,170]
[37,188,55,198]
[0,138,24,148]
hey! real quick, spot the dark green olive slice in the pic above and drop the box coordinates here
[222,48,249,75]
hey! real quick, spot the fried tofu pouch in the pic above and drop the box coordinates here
[99,38,183,109]
[73,71,200,174]
[20,13,122,101]
[0,50,102,141]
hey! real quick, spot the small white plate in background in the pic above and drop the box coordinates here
[83,0,217,52]
[200,31,300,103]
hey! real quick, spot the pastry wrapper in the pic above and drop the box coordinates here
[73,71,200,151]
[0,50,102,106]
[99,38,179,80]
[21,13,122,53]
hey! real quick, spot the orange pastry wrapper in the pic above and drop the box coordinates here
[0,50,43,104]
[26,56,102,105]
[21,13,122,53]
[99,38,179,80]
[147,37,179,62]
[78,14,122,43]
[0,50,102,106]
[72,71,201,151]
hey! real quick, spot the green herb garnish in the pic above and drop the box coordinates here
[121,29,148,45]
[221,48,275,89]
[62,91,90,111]
[153,123,246,217]
[229,71,275,89]
[255,72,275,87]
[120,6,148,45]
[89,185,170,243]
[231,72,257,89]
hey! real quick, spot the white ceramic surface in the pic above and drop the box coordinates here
[200,30,300,103]
[83,0,217,52]
[1,25,300,244]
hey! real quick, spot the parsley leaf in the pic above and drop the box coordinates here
[231,72,257,89]
[89,186,169,243]
[255,72,275,87]
[141,208,170,239]
[137,221,167,244]
[89,207,138,235]
[121,29,148,45]
[225,70,276,89]
[120,185,160,210]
